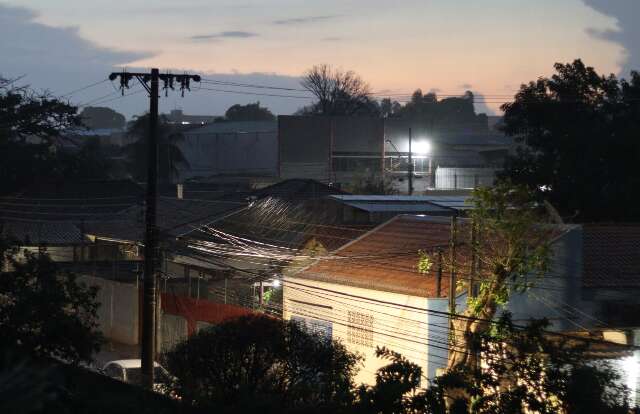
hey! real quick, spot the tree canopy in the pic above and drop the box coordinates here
[0,246,103,363]
[0,77,112,195]
[125,114,190,183]
[225,102,275,122]
[355,315,632,414]
[300,64,378,116]
[499,59,640,222]
[387,89,489,133]
[165,314,360,413]
[79,106,126,130]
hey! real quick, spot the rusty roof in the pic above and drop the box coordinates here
[299,215,456,298]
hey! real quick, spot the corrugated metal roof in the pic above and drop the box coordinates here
[329,194,472,210]
[340,201,451,214]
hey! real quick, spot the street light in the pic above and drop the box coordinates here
[413,140,431,157]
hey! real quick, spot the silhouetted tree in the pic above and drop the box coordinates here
[356,315,633,413]
[499,59,640,221]
[380,98,402,118]
[225,102,275,122]
[0,246,102,363]
[0,77,81,144]
[394,89,488,133]
[348,170,397,195]
[300,64,377,116]
[0,77,111,195]
[79,106,126,130]
[125,114,189,183]
[165,314,360,413]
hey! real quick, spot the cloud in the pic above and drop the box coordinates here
[0,5,149,69]
[0,5,307,118]
[273,15,338,25]
[582,0,640,76]
[189,31,258,41]
[459,83,473,90]
[321,36,343,42]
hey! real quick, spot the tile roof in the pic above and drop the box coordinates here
[195,196,369,255]
[0,180,142,244]
[299,215,455,298]
[252,179,347,201]
[1,220,84,245]
[85,198,245,242]
[583,224,640,288]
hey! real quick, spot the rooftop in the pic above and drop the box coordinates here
[298,215,454,298]
[184,120,277,135]
[329,194,472,211]
[583,224,640,288]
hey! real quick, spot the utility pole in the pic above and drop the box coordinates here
[469,219,477,298]
[408,127,413,195]
[448,215,458,316]
[108,69,200,389]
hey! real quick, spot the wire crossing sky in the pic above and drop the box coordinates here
[2,0,638,117]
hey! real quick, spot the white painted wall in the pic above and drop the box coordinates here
[79,275,140,345]
[283,276,450,386]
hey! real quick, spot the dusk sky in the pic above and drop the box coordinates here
[2,0,639,118]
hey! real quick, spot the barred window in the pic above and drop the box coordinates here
[347,311,374,348]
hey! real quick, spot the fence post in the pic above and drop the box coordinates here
[454,173,458,189]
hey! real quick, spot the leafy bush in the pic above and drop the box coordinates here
[165,314,361,413]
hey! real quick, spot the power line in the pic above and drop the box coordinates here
[196,86,313,100]
[59,78,109,98]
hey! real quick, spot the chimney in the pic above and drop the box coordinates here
[176,183,184,199]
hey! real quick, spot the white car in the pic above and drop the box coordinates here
[102,359,172,391]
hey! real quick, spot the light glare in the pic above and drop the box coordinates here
[413,140,431,155]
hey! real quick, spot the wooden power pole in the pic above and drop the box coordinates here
[109,69,200,389]
[408,127,414,195]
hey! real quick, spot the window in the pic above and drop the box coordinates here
[291,315,333,340]
[347,311,374,348]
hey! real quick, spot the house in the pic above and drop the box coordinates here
[168,179,360,305]
[283,215,456,385]
[283,214,640,395]
[0,180,143,265]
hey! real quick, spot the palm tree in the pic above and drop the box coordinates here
[125,114,190,183]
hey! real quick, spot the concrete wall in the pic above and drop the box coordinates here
[178,130,277,180]
[283,276,449,385]
[503,226,598,332]
[159,313,188,353]
[435,167,496,189]
[16,246,76,262]
[79,275,140,345]
[278,116,384,182]
[279,116,331,181]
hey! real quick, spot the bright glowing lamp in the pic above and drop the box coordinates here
[413,140,431,155]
